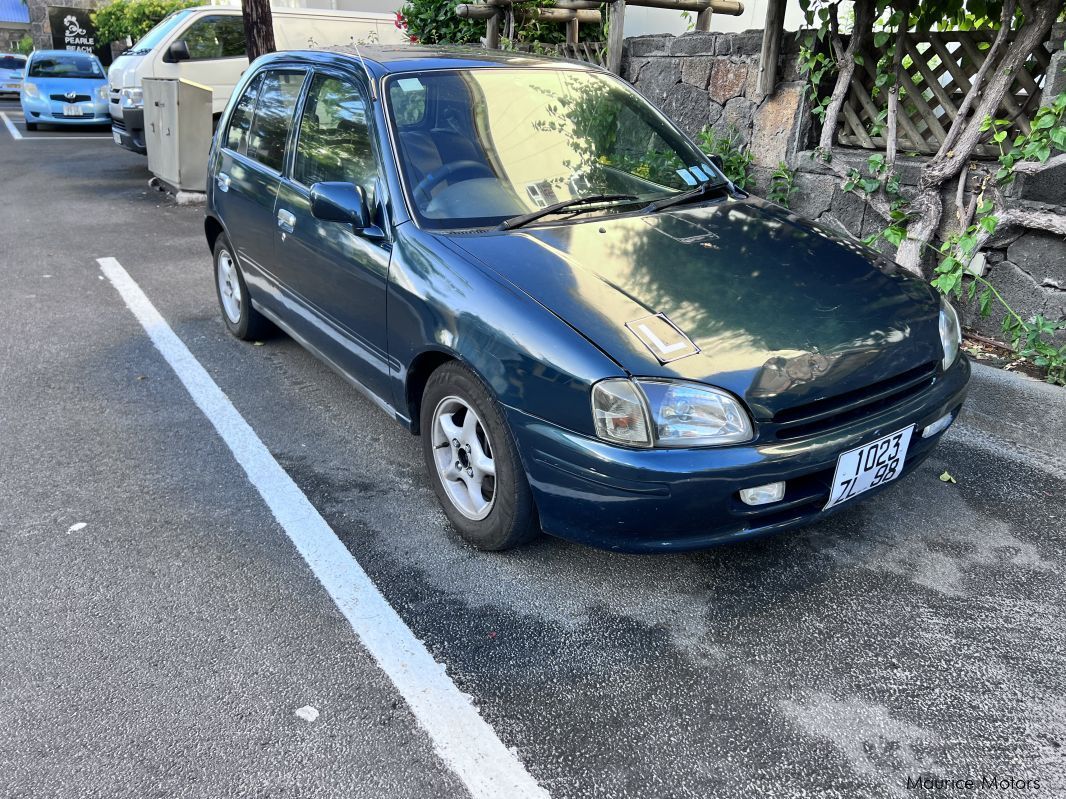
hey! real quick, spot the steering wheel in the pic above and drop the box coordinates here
[413,160,494,207]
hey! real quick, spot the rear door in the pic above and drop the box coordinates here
[213,68,307,288]
[273,69,392,401]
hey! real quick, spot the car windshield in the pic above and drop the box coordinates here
[385,68,725,230]
[126,9,194,54]
[0,55,25,70]
[28,53,103,79]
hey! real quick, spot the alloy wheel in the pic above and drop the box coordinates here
[430,395,497,521]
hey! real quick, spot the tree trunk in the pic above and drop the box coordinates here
[242,0,276,63]
[894,189,942,276]
[818,0,874,153]
[885,0,911,169]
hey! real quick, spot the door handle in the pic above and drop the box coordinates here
[277,208,296,233]
[216,172,230,192]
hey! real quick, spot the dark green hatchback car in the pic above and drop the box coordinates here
[205,46,969,553]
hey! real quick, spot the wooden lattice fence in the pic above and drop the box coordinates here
[512,41,608,67]
[836,29,1061,156]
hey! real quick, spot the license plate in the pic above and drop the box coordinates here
[824,425,914,510]
[2,83,18,90]
[63,103,83,117]
[113,130,121,144]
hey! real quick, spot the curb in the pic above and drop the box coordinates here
[953,361,1066,471]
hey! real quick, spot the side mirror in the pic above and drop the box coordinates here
[310,182,372,229]
[708,154,725,172]
[165,40,190,63]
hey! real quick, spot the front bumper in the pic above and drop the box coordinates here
[507,356,971,553]
[22,96,109,125]
[110,107,146,154]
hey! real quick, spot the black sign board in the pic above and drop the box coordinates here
[47,6,111,66]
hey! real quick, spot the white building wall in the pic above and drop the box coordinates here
[624,0,807,38]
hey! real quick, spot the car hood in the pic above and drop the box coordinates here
[108,53,141,91]
[23,75,106,93]
[445,196,943,420]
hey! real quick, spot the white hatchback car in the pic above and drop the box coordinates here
[0,53,27,96]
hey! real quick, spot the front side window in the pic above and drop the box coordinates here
[294,74,379,203]
[224,73,262,155]
[28,53,103,79]
[245,70,306,172]
[181,15,247,60]
[385,68,724,230]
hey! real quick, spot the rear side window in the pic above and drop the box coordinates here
[224,73,262,154]
[245,70,306,172]
[181,15,247,60]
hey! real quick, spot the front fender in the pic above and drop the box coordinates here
[387,224,621,437]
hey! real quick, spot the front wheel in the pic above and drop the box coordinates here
[420,362,538,551]
[25,122,37,131]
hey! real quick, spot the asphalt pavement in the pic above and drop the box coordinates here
[1,98,1064,799]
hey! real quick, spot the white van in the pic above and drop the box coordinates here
[108,5,405,154]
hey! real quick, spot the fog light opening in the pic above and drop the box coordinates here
[739,481,786,506]
[922,412,954,439]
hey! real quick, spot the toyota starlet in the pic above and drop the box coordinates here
[204,47,969,553]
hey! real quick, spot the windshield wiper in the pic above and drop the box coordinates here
[641,181,727,214]
[496,194,639,231]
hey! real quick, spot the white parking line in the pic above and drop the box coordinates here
[96,256,549,799]
[1,111,22,140]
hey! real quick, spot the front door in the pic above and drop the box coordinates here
[273,71,392,402]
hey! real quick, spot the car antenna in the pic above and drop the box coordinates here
[351,39,376,101]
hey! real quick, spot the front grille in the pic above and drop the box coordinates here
[773,361,938,441]
[51,93,91,102]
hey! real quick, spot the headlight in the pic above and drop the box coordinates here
[120,87,143,108]
[96,84,108,101]
[592,379,753,448]
[939,298,961,370]
[22,82,39,99]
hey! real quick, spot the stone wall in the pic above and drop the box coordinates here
[621,29,810,190]
[621,29,1065,345]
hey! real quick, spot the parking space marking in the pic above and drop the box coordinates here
[96,256,549,799]
[2,112,22,140]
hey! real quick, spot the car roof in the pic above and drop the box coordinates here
[264,45,598,77]
[29,49,102,59]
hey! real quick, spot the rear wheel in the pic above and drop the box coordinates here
[213,234,271,341]
[420,362,538,551]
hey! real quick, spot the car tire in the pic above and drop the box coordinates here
[420,361,539,551]
[213,234,271,341]
[25,122,37,131]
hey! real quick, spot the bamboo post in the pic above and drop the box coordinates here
[756,0,786,97]
[486,9,501,48]
[606,0,626,74]
[566,17,579,44]
[695,7,711,30]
